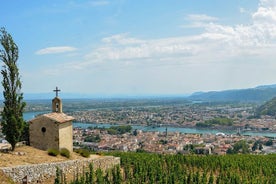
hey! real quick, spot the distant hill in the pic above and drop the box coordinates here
[11,84,276,103]
[188,84,276,103]
[256,97,276,116]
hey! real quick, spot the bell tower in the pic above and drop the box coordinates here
[52,86,62,113]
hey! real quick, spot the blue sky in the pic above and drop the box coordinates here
[1,0,276,97]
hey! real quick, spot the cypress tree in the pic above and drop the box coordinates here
[0,28,26,151]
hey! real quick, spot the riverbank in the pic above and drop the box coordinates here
[73,121,276,137]
[24,111,276,137]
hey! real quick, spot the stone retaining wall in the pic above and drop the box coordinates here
[0,156,120,183]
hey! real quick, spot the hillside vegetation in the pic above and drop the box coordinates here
[196,117,233,127]
[256,97,276,116]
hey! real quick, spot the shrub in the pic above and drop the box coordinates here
[96,152,104,156]
[81,149,90,158]
[76,149,90,158]
[47,148,59,156]
[74,148,81,154]
[60,148,70,158]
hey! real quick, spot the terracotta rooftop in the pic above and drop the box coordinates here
[42,112,75,123]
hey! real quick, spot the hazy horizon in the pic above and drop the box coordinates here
[9,82,276,100]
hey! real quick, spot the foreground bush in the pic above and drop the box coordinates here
[47,148,59,156]
[60,148,70,158]
[75,148,90,158]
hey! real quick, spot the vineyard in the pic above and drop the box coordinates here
[56,152,276,184]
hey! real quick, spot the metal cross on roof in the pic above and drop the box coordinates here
[53,86,61,97]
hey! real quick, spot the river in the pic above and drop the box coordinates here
[24,111,276,137]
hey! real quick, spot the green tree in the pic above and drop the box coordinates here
[259,143,263,150]
[265,139,273,146]
[233,140,249,154]
[252,142,258,151]
[84,134,101,142]
[227,140,250,154]
[0,28,26,151]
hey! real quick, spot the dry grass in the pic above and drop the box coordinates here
[0,146,92,167]
[0,170,14,184]
[0,146,100,183]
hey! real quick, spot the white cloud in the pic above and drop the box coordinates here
[182,14,218,29]
[68,0,110,9]
[48,0,276,94]
[253,7,276,23]
[85,35,195,62]
[88,0,110,7]
[36,46,77,55]
[80,0,276,67]
[239,7,255,15]
[187,14,218,22]
[239,7,246,14]
[253,0,276,23]
[259,0,276,7]
[101,33,144,45]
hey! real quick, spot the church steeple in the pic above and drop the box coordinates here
[52,87,62,113]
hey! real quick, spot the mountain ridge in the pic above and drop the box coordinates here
[188,84,276,103]
[5,84,276,101]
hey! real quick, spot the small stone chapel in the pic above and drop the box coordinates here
[29,87,75,152]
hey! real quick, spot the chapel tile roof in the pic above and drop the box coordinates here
[42,112,75,123]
